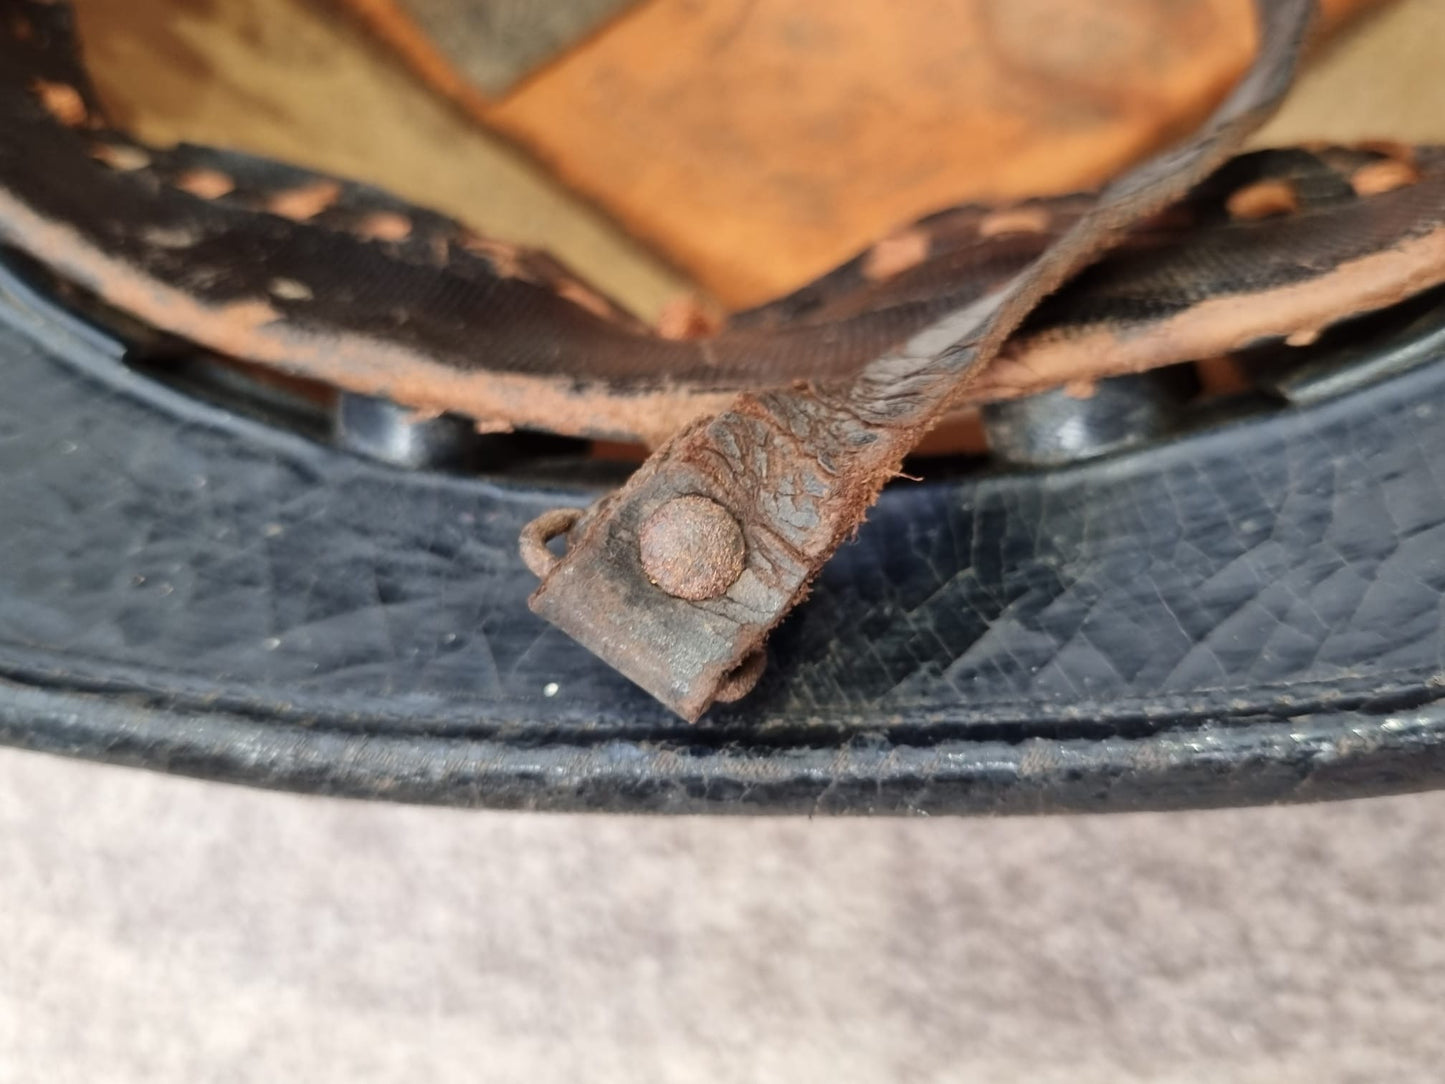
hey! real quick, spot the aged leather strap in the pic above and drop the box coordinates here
[527,0,1320,719]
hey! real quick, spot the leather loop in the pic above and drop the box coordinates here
[518,508,583,579]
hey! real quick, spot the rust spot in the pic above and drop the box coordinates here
[90,143,151,172]
[266,180,341,222]
[31,79,87,127]
[657,295,723,340]
[1194,356,1249,397]
[978,206,1051,238]
[1226,179,1298,220]
[11,14,33,40]
[908,409,987,457]
[175,169,235,200]
[355,211,413,242]
[1350,158,1421,197]
[269,278,313,301]
[591,440,649,462]
[862,228,930,281]
[638,495,746,602]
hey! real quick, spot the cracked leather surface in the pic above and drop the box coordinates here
[5,275,1445,807]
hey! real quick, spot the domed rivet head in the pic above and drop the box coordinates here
[638,495,746,601]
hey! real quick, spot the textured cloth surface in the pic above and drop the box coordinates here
[2,746,1443,1083]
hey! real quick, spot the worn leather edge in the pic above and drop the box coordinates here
[5,1,1443,447]
[5,677,1445,813]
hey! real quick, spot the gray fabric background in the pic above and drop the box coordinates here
[3,746,1443,1083]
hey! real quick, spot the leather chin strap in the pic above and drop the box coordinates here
[525,0,1319,721]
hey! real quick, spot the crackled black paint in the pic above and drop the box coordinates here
[4,264,1445,810]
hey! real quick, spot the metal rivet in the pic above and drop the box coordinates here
[639,495,746,601]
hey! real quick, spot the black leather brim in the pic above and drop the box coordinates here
[5,263,1445,813]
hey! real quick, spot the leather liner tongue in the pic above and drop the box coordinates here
[525,0,1319,721]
